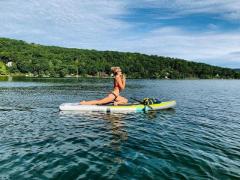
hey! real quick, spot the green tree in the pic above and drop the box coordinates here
[0,61,8,75]
[0,37,239,79]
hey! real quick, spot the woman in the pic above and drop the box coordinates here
[80,67,128,105]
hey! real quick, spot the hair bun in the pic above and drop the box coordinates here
[111,67,121,71]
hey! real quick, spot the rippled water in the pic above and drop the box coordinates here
[0,77,240,179]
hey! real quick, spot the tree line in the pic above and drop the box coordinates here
[0,37,239,79]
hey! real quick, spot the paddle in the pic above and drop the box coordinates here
[130,97,153,110]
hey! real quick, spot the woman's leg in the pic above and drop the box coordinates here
[114,96,128,105]
[80,94,115,105]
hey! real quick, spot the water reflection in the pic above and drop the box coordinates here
[0,76,110,84]
[145,109,176,120]
[59,111,129,163]
[60,111,128,140]
[101,113,129,166]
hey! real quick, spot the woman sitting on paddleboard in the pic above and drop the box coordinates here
[80,67,128,105]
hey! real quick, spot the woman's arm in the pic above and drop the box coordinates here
[122,74,126,89]
[116,75,126,90]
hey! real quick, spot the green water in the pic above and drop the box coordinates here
[0,77,240,179]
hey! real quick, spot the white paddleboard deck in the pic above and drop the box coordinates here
[59,100,176,113]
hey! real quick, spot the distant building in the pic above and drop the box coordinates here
[165,72,170,79]
[6,61,13,67]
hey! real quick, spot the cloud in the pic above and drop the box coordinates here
[105,26,240,67]
[0,0,131,46]
[0,0,240,67]
[216,51,240,67]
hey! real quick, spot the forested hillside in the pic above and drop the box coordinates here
[0,37,239,79]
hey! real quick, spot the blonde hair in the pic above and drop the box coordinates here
[111,66,121,72]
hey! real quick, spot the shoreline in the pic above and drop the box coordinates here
[0,74,238,80]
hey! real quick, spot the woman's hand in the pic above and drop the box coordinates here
[122,74,126,81]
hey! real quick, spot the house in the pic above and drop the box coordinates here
[6,61,13,67]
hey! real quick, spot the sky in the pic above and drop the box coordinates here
[0,0,240,68]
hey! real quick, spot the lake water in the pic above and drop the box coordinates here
[0,77,240,179]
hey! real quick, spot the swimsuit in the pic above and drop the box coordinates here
[111,76,122,101]
[111,92,118,101]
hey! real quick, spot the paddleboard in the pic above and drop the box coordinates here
[59,100,176,113]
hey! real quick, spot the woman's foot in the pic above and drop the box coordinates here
[80,101,86,105]
[114,100,128,106]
